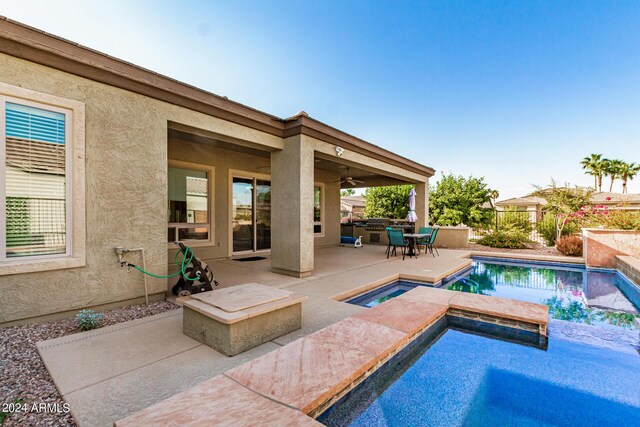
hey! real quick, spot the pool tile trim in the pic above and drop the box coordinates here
[616,255,640,288]
[115,287,549,426]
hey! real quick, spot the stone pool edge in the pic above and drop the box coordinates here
[114,287,549,426]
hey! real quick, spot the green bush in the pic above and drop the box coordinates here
[537,215,557,246]
[477,225,530,249]
[536,214,580,246]
[75,309,104,331]
[497,208,532,233]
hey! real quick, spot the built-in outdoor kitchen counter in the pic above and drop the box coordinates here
[341,219,415,245]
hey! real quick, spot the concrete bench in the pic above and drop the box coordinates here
[182,283,307,356]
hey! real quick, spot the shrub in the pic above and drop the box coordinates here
[477,225,530,249]
[537,215,557,246]
[555,235,583,256]
[582,208,640,230]
[537,214,580,246]
[75,309,104,331]
[497,208,532,233]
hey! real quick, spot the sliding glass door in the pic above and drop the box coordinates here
[232,176,271,253]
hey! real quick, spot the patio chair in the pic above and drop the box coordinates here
[426,227,439,257]
[416,226,432,255]
[387,228,408,260]
[385,226,393,257]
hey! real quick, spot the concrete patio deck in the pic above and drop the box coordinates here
[37,245,473,426]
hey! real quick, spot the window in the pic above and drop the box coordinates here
[314,183,324,235]
[0,83,85,275]
[1,100,70,259]
[168,163,212,243]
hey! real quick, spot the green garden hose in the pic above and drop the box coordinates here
[128,246,201,281]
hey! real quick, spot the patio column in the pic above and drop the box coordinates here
[270,135,315,277]
[415,180,429,228]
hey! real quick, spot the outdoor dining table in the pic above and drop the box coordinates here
[403,233,431,258]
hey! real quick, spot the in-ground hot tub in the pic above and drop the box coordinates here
[318,316,640,426]
[346,280,431,308]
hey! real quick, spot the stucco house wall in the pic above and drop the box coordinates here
[0,19,433,325]
[0,54,169,325]
[0,54,292,326]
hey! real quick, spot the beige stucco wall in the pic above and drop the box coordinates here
[435,226,470,249]
[0,54,280,325]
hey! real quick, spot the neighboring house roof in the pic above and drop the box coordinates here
[186,177,207,196]
[0,17,435,178]
[6,137,65,175]
[340,195,366,208]
[495,196,547,207]
[340,195,366,212]
[497,191,640,208]
[590,192,640,205]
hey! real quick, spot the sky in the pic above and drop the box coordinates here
[2,0,639,198]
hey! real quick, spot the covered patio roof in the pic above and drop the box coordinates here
[0,17,434,179]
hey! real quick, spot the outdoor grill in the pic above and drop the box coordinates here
[364,218,390,231]
[360,219,414,244]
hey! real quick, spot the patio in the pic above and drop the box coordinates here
[37,245,472,426]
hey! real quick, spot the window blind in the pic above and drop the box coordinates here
[4,102,67,257]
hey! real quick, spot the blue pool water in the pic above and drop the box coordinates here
[348,257,640,331]
[446,258,640,330]
[347,281,426,308]
[318,319,640,426]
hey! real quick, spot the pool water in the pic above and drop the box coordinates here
[318,320,640,427]
[347,281,425,308]
[446,258,640,330]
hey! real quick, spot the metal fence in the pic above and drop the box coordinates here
[469,210,548,245]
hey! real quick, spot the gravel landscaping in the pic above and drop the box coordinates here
[0,301,179,427]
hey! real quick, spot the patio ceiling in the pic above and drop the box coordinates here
[168,125,271,159]
[169,124,419,188]
[313,154,414,189]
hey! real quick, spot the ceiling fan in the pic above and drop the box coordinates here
[335,168,364,186]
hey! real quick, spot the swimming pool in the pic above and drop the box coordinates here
[347,257,640,331]
[445,257,640,330]
[318,318,640,426]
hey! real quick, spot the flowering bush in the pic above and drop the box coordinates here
[555,235,583,256]
[554,203,640,237]
[581,206,640,230]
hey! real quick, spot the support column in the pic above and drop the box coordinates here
[415,180,429,228]
[270,135,315,277]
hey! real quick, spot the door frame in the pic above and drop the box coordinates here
[228,169,271,256]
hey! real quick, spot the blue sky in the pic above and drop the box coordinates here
[3,0,639,197]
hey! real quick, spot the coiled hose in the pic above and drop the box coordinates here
[128,246,201,281]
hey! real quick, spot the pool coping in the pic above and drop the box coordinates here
[115,287,549,426]
[467,251,585,265]
[335,252,587,305]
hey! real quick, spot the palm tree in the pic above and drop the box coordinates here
[580,154,605,191]
[605,159,624,192]
[488,189,499,209]
[619,162,640,194]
